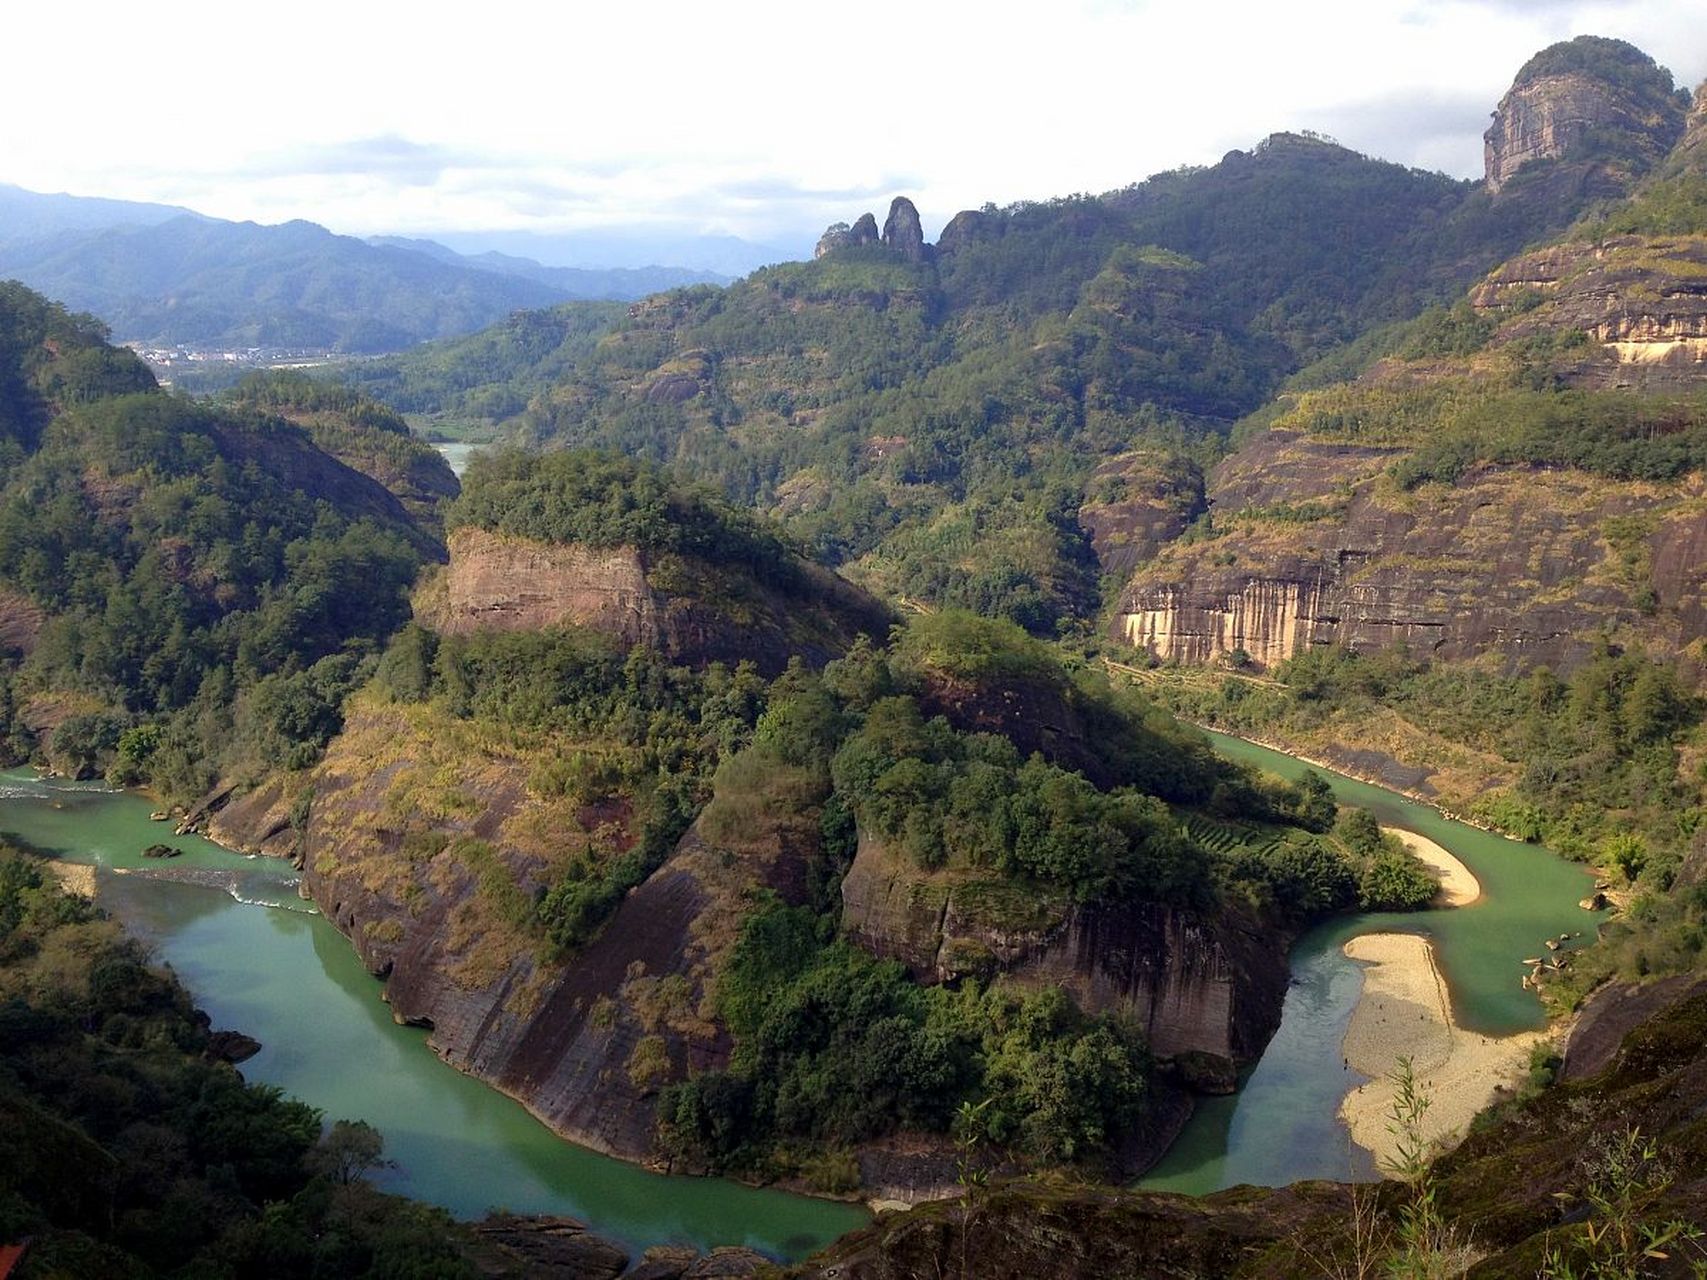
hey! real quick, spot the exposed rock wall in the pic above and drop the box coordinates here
[1119,577,1328,670]
[1078,452,1207,578]
[1486,72,1629,191]
[296,702,818,1165]
[417,526,890,675]
[840,834,1287,1061]
[0,585,44,656]
[419,528,661,641]
[1111,431,1707,673]
[1471,236,1707,387]
[1484,40,1687,195]
[881,197,927,263]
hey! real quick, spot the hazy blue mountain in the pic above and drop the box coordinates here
[429,227,802,276]
[0,214,571,353]
[366,235,730,294]
[0,182,204,247]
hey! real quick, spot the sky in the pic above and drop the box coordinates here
[6,0,1706,258]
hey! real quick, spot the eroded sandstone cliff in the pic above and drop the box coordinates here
[840,832,1286,1062]
[1111,430,1707,673]
[1484,36,1687,195]
[295,696,818,1163]
[416,526,891,675]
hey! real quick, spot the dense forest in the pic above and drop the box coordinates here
[331,123,1631,639]
[0,286,444,803]
[0,847,474,1277]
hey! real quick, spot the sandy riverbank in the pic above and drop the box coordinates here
[1382,826,1481,907]
[1339,933,1540,1168]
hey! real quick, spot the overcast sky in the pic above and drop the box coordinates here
[7,0,1706,253]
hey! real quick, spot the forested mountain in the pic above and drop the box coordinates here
[0,216,570,353]
[0,182,200,246]
[338,110,1646,635]
[0,283,447,800]
[367,235,729,297]
[0,188,726,355]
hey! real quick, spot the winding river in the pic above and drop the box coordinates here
[0,726,1600,1245]
[0,769,867,1261]
[1140,731,1600,1193]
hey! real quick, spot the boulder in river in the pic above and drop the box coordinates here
[142,843,180,859]
[463,1213,628,1278]
[206,1030,262,1063]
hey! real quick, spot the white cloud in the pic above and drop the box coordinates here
[4,0,1704,247]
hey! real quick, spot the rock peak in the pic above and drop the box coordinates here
[1484,35,1687,194]
[881,196,926,263]
[814,198,929,263]
[813,212,879,259]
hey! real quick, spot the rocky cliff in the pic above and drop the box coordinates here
[840,832,1286,1062]
[1114,88,1707,676]
[815,197,929,263]
[1111,428,1707,673]
[1468,235,1707,389]
[1483,36,1688,196]
[415,526,891,675]
[294,697,821,1165]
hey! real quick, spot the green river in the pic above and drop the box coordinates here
[1141,731,1601,1193]
[0,769,867,1260]
[0,726,1600,1243]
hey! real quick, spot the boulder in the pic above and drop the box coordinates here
[463,1214,628,1279]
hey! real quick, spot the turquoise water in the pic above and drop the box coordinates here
[0,770,866,1259]
[433,442,480,477]
[1139,732,1599,1193]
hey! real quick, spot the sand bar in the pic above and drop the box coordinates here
[1339,933,1539,1169]
[1382,826,1480,907]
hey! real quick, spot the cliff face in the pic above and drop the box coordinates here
[416,526,891,675]
[1484,37,1687,195]
[840,833,1287,1062]
[1469,235,1707,389]
[1111,430,1707,673]
[295,699,820,1164]
[1078,451,1207,579]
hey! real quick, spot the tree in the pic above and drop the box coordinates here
[309,1120,392,1186]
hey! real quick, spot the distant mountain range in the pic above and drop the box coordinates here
[0,184,744,354]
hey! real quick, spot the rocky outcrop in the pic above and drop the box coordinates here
[299,700,826,1168]
[0,585,43,656]
[840,834,1287,1062]
[815,201,928,263]
[1112,429,1707,673]
[881,197,927,263]
[1483,36,1688,195]
[814,213,881,258]
[933,209,998,258]
[1674,81,1707,172]
[463,1215,629,1279]
[415,527,891,676]
[1470,235,1707,389]
[1078,452,1207,578]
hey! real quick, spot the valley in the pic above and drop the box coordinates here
[3,23,1707,1280]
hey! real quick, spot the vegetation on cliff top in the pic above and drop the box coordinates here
[326,121,1616,638]
[449,446,808,591]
